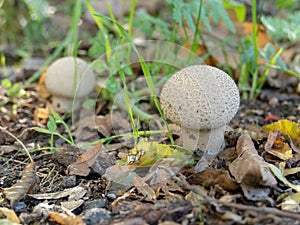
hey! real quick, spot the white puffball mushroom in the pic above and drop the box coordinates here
[45,57,95,113]
[160,65,240,171]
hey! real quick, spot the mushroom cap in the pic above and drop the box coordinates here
[160,65,240,130]
[45,57,95,99]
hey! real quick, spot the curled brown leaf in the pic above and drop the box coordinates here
[66,142,102,176]
[4,162,38,206]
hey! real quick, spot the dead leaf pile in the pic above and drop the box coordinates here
[229,134,277,200]
[66,142,102,176]
[3,162,38,206]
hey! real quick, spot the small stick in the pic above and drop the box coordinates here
[0,126,33,162]
[178,174,300,221]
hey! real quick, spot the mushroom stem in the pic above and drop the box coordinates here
[181,126,226,171]
[51,96,83,113]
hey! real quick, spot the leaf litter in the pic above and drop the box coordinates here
[2,91,300,224]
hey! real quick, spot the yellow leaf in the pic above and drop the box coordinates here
[267,142,293,161]
[284,167,300,176]
[262,120,300,140]
[127,138,193,166]
[0,207,20,223]
[285,192,300,204]
[268,163,300,192]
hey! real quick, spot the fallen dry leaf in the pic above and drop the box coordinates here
[61,200,84,212]
[4,162,38,206]
[0,145,17,154]
[28,186,86,201]
[127,138,193,167]
[280,199,300,213]
[284,167,300,176]
[66,142,102,176]
[187,168,238,191]
[95,114,112,137]
[229,134,277,187]
[34,107,49,125]
[263,120,300,147]
[264,130,293,160]
[104,165,138,187]
[228,134,277,201]
[0,207,20,223]
[133,176,156,201]
[145,159,183,198]
[48,211,85,225]
[240,184,272,201]
[264,130,283,151]
[72,112,98,142]
[242,22,269,49]
[268,163,300,192]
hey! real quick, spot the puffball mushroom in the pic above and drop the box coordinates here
[160,65,240,171]
[45,57,95,113]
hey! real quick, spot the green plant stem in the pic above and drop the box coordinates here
[95,83,155,122]
[128,0,137,37]
[86,129,167,147]
[0,52,8,77]
[95,13,174,144]
[86,1,112,61]
[256,48,283,95]
[191,0,203,53]
[51,111,75,145]
[118,68,139,146]
[249,0,259,99]
[50,133,54,151]
[114,93,155,122]
[262,64,300,78]
[66,0,82,56]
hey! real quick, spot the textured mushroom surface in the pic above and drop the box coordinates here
[45,57,95,112]
[160,65,239,130]
[160,65,240,170]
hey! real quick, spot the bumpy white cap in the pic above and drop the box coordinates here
[45,57,95,112]
[160,65,239,130]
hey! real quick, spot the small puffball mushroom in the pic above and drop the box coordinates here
[160,65,240,171]
[45,57,95,113]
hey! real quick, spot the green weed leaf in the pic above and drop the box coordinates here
[47,116,57,132]
[262,11,300,43]
[1,79,12,88]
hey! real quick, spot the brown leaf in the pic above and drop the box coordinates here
[133,176,156,201]
[72,112,98,142]
[104,165,137,187]
[4,162,38,206]
[264,130,283,151]
[229,134,277,187]
[242,22,269,49]
[66,143,102,176]
[95,114,112,137]
[48,211,85,225]
[264,130,293,160]
[187,168,238,191]
[34,107,49,125]
[240,183,271,201]
[36,69,51,99]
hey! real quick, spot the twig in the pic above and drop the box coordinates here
[178,174,300,221]
[212,199,300,221]
[0,126,33,162]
